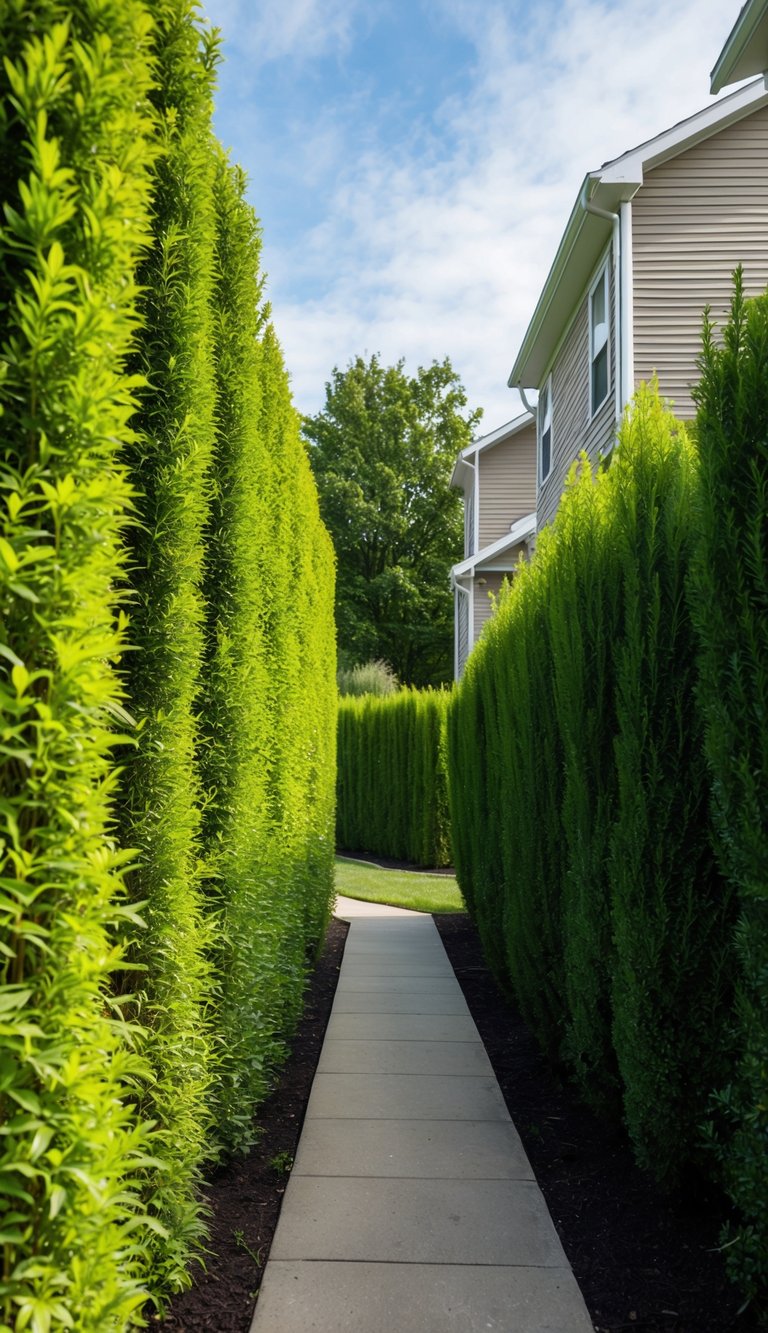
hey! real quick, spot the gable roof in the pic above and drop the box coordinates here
[450,410,533,490]
[711,0,768,92]
[451,512,537,578]
[508,77,768,391]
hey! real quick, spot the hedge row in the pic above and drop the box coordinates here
[447,352,765,1307]
[337,689,451,867]
[0,3,336,1327]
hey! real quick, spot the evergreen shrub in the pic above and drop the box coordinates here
[337,658,399,697]
[118,0,220,1291]
[446,379,742,1194]
[0,3,160,1326]
[691,273,768,1307]
[337,689,451,867]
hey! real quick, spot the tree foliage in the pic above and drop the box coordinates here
[304,353,481,686]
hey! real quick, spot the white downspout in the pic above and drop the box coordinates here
[580,180,621,427]
[619,200,633,409]
[518,385,536,417]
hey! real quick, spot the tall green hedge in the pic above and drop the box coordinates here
[0,0,338,1323]
[0,3,159,1326]
[337,689,451,868]
[203,155,336,1154]
[691,274,768,1306]
[447,381,738,1194]
[117,0,219,1292]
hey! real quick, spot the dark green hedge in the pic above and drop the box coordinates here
[0,1,337,1323]
[337,689,451,868]
[447,378,746,1249]
[691,274,768,1308]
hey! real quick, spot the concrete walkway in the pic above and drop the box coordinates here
[250,896,593,1333]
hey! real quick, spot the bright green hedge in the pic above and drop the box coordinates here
[337,689,451,868]
[117,0,220,1293]
[447,382,738,1194]
[0,1,337,1323]
[0,3,159,1326]
[691,274,768,1308]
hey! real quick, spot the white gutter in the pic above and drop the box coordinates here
[580,180,622,426]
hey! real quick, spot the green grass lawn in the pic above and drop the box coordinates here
[335,856,466,914]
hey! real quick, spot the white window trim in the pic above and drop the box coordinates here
[589,261,611,418]
[538,376,553,485]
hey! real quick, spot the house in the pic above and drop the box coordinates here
[450,413,536,678]
[712,0,768,91]
[508,77,768,531]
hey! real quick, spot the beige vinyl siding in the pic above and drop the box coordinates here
[472,571,508,643]
[538,256,617,530]
[632,104,768,415]
[477,424,537,548]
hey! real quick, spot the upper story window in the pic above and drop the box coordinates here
[589,263,610,416]
[538,377,553,484]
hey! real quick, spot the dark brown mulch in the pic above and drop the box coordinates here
[155,917,349,1333]
[433,911,758,1333]
[157,908,758,1333]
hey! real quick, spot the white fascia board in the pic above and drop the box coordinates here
[459,411,534,463]
[450,512,536,578]
[711,0,768,92]
[508,78,768,392]
[601,76,768,179]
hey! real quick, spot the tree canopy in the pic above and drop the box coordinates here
[303,354,481,686]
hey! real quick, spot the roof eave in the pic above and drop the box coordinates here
[711,0,768,92]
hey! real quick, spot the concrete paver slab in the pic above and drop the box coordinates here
[325,1012,482,1042]
[336,975,463,994]
[270,1176,571,1266]
[252,1261,593,1333]
[317,1038,493,1075]
[292,1117,534,1179]
[340,961,455,977]
[331,991,470,1014]
[306,1071,509,1121]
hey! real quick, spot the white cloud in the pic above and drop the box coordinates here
[203,0,363,67]
[212,0,747,428]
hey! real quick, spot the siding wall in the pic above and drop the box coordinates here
[632,104,768,415]
[472,570,508,643]
[538,252,617,530]
[477,424,537,548]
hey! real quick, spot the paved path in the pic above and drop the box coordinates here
[250,895,593,1333]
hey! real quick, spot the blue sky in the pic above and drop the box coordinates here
[202,0,742,430]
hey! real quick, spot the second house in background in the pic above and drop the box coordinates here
[509,76,768,530]
[450,413,536,678]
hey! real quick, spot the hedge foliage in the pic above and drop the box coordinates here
[0,1,336,1325]
[0,2,159,1326]
[691,273,768,1307]
[446,380,746,1225]
[337,689,451,868]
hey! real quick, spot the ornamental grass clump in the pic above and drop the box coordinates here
[0,3,160,1326]
[691,272,768,1310]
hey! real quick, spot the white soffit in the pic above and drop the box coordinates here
[711,0,768,93]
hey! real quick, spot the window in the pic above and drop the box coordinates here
[589,263,610,415]
[538,377,553,483]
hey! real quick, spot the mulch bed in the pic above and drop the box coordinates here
[158,908,757,1333]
